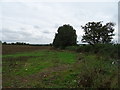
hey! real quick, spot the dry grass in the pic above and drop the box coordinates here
[2,45,51,55]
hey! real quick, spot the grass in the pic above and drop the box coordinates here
[2,49,78,88]
[2,45,119,88]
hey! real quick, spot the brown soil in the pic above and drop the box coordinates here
[2,45,51,55]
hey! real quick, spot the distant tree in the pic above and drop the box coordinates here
[11,42,16,45]
[15,42,27,45]
[50,43,52,46]
[81,21,115,45]
[3,42,7,45]
[16,42,20,45]
[53,24,77,49]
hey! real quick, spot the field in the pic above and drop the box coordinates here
[2,45,119,88]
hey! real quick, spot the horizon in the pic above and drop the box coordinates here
[0,1,119,44]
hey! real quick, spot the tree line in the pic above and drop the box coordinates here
[1,42,52,46]
[1,21,116,47]
[53,21,115,49]
[1,42,29,45]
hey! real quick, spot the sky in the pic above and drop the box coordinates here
[0,0,119,44]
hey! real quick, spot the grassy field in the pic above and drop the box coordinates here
[2,45,119,88]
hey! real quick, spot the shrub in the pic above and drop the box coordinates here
[65,46,78,51]
[76,45,93,53]
[76,44,119,59]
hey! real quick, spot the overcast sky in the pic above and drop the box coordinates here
[0,0,119,44]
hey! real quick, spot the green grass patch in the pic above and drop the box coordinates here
[2,49,118,88]
[3,50,77,77]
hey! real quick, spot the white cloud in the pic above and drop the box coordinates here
[1,2,118,44]
[1,0,119,2]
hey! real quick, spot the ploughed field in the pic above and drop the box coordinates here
[2,45,118,88]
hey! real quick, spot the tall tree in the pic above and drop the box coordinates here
[81,22,115,45]
[53,24,77,49]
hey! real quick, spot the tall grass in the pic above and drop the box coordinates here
[76,44,120,59]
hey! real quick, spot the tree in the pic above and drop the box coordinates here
[53,24,77,49]
[81,21,115,45]
[3,42,7,45]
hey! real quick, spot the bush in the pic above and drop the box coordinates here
[65,46,78,51]
[76,45,93,53]
[76,44,119,59]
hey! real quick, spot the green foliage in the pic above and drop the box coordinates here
[76,44,93,53]
[74,54,118,88]
[77,44,119,59]
[53,24,77,49]
[81,22,115,45]
[65,46,79,51]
